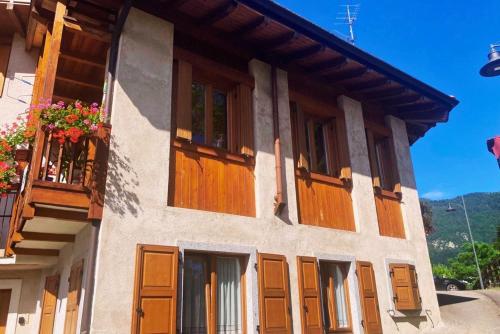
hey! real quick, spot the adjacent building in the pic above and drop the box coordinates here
[0,1,458,334]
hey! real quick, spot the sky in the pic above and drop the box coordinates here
[275,0,500,200]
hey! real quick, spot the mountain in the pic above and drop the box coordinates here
[424,192,500,264]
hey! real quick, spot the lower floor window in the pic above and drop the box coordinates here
[183,253,245,334]
[320,262,352,332]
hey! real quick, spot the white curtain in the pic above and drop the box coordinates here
[183,256,208,334]
[333,264,349,328]
[216,257,242,334]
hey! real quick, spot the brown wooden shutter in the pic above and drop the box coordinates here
[132,245,179,334]
[0,39,12,97]
[295,106,309,171]
[365,130,381,190]
[0,289,11,334]
[237,83,254,156]
[387,137,402,196]
[356,261,382,334]
[390,264,421,311]
[175,60,193,140]
[297,257,323,334]
[257,253,292,334]
[39,274,60,334]
[409,265,422,310]
[336,115,352,181]
[63,260,84,334]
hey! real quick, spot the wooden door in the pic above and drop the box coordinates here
[132,245,179,334]
[356,261,382,334]
[39,274,60,334]
[257,253,292,334]
[0,289,11,334]
[297,257,323,334]
[64,260,84,334]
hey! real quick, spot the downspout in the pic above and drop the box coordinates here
[80,2,132,333]
[272,66,286,214]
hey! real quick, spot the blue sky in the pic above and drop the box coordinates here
[275,0,500,200]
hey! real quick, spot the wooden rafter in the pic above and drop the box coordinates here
[19,232,76,243]
[305,57,348,74]
[231,16,269,37]
[14,248,60,256]
[197,0,238,26]
[258,31,298,52]
[281,44,325,63]
[327,67,368,83]
[347,78,389,93]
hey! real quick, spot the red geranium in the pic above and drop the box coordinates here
[65,127,84,143]
[65,114,79,124]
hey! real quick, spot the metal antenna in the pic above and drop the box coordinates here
[335,2,360,44]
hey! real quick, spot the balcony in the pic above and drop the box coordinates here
[3,127,109,260]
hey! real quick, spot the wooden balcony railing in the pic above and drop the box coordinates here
[295,170,355,231]
[4,126,109,257]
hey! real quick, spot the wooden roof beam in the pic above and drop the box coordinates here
[379,94,422,106]
[281,44,325,64]
[231,16,269,37]
[347,78,389,93]
[364,87,407,101]
[19,232,75,243]
[258,31,299,52]
[14,247,60,256]
[396,102,437,114]
[305,57,347,75]
[326,67,368,83]
[165,0,191,9]
[197,1,238,26]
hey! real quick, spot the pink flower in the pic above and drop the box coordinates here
[83,119,90,125]
[90,124,98,131]
[57,101,65,107]
[75,101,82,110]
[91,102,98,108]
[91,107,99,114]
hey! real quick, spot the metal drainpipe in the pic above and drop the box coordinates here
[272,66,286,214]
[79,2,132,333]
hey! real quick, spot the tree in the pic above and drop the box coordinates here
[421,201,433,235]
[432,264,454,278]
[448,242,500,288]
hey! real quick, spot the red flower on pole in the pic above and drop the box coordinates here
[65,114,79,124]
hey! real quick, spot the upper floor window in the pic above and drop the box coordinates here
[290,101,351,180]
[365,123,401,195]
[174,58,253,156]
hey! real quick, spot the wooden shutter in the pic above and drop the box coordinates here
[409,265,422,310]
[39,274,60,334]
[390,264,421,310]
[175,60,193,140]
[294,105,309,171]
[387,138,402,196]
[356,261,382,334]
[336,116,352,181]
[237,83,254,156]
[132,245,179,334]
[365,130,381,190]
[257,253,292,334]
[0,39,12,97]
[63,260,84,334]
[297,257,323,334]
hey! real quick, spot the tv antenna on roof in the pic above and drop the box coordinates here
[335,3,360,45]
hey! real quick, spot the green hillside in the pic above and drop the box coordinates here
[424,192,500,264]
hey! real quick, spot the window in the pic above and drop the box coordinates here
[365,126,400,194]
[320,262,352,332]
[174,59,253,156]
[291,101,350,180]
[389,264,422,311]
[182,253,246,334]
[296,257,353,333]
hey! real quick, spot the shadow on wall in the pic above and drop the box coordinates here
[104,135,141,218]
[392,314,428,329]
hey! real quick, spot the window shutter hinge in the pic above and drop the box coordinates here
[393,296,398,303]
[256,325,260,332]
[361,320,365,328]
[254,262,258,271]
[355,269,358,276]
[390,269,394,276]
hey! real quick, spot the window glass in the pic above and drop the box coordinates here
[192,82,206,145]
[313,122,328,174]
[183,255,208,334]
[321,262,350,330]
[216,257,242,334]
[212,90,227,149]
[183,254,243,334]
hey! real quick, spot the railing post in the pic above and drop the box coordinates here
[87,125,111,220]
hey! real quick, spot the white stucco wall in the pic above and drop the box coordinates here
[0,33,38,125]
[90,8,441,334]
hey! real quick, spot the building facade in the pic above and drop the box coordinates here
[0,1,458,334]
